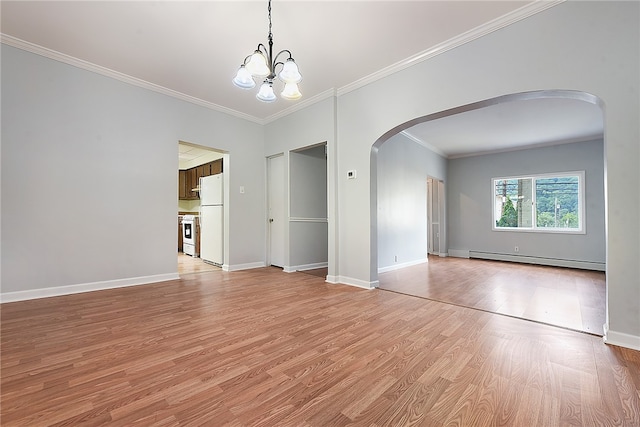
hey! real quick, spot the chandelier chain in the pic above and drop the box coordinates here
[268,0,272,40]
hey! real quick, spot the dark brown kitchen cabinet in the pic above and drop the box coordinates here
[194,166,203,191]
[197,163,210,178]
[178,170,187,199]
[187,168,197,199]
[211,159,223,175]
[179,159,223,200]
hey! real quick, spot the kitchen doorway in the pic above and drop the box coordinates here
[178,141,226,275]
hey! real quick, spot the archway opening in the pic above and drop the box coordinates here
[371,90,606,335]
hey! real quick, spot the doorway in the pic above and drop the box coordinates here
[289,143,328,275]
[372,90,606,335]
[267,144,329,274]
[177,141,225,275]
[427,177,445,257]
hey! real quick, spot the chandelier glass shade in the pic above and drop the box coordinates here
[232,0,302,102]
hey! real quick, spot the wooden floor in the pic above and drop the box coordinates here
[178,253,221,276]
[379,257,606,336]
[2,267,638,426]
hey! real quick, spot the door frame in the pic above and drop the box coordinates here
[266,153,286,268]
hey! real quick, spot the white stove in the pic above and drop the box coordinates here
[181,215,197,256]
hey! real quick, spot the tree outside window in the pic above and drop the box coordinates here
[493,172,584,233]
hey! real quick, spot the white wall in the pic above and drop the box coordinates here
[1,44,265,298]
[336,1,638,347]
[376,133,447,271]
[447,140,605,269]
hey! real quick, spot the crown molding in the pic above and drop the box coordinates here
[400,131,447,158]
[262,88,336,124]
[447,133,604,160]
[1,33,263,124]
[337,0,565,97]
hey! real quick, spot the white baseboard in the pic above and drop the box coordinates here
[378,258,427,274]
[326,275,340,284]
[0,273,179,303]
[448,249,470,258]
[437,252,448,258]
[603,324,640,351]
[468,251,605,271]
[226,261,266,272]
[284,262,328,273]
[296,262,329,272]
[326,275,378,290]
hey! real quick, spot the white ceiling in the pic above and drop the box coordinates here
[403,96,603,158]
[1,0,602,157]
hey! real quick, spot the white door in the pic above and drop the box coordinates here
[427,177,441,255]
[268,155,285,267]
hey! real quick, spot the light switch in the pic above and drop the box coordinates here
[240,186,245,194]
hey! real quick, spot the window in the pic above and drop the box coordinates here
[492,172,584,233]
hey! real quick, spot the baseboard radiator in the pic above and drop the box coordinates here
[468,251,605,271]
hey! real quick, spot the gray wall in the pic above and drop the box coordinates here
[447,140,605,267]
[1,44,265,296]
[376,133,447,271]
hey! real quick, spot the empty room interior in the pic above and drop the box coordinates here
[1,1,639,426]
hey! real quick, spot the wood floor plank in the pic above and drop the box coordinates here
[1,266,638,426]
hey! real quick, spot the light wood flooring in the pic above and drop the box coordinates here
[178,253,221,276]
[379,257,606,336]
[2,267,638,426]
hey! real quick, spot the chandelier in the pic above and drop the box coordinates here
[232,0,302,102]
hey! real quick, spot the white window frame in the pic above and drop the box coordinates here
[491,171,585,234]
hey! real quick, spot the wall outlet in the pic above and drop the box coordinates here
[514,246,519,252]
[347,170,357,179]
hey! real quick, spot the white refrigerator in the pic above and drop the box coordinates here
[199,174,223,266]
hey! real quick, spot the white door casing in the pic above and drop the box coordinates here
[268,154,285,267]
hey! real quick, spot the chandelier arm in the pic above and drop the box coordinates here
[273,49,293,64]
[256,43,270,59]
[272,50,294,78]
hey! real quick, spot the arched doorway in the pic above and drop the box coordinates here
[371,90,606,335]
